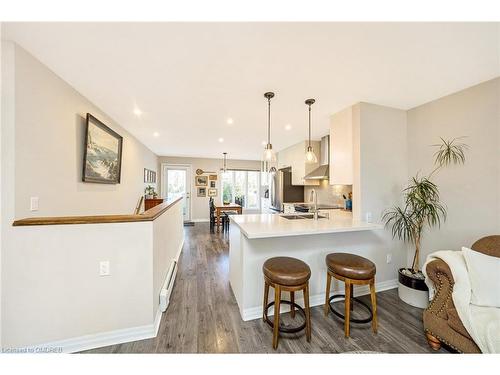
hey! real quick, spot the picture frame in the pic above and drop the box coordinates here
[195,175,208,186]
[208,188,217,197]
[197,187,207,197]
[144,168,156,183]
[210,181,216,188]
[82,113,123,184]
[209,174,218,181]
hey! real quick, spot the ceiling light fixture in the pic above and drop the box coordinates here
[227,118,234,125]
[262,92,276,163]
[133,108,142,116]
[285,124,292,131]
[153,132,159,137]
[218,137,224,143]
[305,98,318,164]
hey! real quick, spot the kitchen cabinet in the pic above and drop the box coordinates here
[330,106,354,185]
[277,140,320,186]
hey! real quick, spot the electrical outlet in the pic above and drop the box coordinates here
[30,197,39,211]
[99,261,110,276]
[365,212,372,223]
[386,254,392,264]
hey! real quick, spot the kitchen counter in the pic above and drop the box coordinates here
[230,211,380,239]
[228,212,391,322]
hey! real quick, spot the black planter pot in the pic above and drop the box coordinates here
[398,268,428,291]
[397,268,429,308]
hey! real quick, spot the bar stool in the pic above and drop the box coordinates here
[324,253,377,337]
[262,256,312,349]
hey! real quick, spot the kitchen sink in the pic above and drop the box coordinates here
[281,214,327,220]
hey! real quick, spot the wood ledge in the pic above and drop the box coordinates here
[12,197,182,226]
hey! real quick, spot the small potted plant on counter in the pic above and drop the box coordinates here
[382,137,468,308]
[145,185,156,199]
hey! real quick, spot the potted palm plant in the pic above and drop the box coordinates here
[383,137,468,308]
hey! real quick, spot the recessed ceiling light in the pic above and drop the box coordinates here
[153,132,159,137]
[285,124,292,130]
[133,108,142,116]
[218,137,224,143]
[227,118,234,125]
[261,140,267,146]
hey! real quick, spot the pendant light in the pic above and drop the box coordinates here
[262,92,277,163]
[222,152,228,173]
[305,98,318,164]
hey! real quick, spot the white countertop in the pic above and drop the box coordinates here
[230,212,382,239]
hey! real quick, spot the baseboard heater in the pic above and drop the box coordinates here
[159,259,178,312]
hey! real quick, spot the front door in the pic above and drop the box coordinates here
[163,164,191,222]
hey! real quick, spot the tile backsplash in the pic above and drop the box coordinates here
[304,181,352,206]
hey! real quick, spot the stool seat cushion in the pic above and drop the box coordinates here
[326,253,376,280]
[263,257,311,286]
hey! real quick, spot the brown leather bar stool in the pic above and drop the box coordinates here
[262,256,312,349]
[324,253,377,337]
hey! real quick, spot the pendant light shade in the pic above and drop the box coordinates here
[262,92,277,163]
[305,98,318,164]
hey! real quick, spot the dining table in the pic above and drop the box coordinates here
[215,203,242,231]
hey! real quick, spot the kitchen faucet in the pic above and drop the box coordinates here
[310,189,318,220]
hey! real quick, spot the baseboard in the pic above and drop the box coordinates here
[241,278,398,321]
[17,308,163,354]
[190,218,209,223]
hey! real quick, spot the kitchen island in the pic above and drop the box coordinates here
[228,212,394,321]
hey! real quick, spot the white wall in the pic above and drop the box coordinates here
[407,78,500,260]
[331,102,409,275]
[1,201,183,351]
[158,156,261,221]
[11,43,159,218]
[0,22,3,348]
[356,102,409,274]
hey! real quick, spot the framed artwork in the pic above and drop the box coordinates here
[210,181,216,188]
[209,174,218,181]
[83,113,123,184]
[208,188,217,197]
[195,175,208,186]
[197,187,207,197]
[144,168,156,183]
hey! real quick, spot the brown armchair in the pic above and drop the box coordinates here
[423,235,500,353]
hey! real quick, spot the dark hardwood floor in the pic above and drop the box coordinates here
[83,223,444,354]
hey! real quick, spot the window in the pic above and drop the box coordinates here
[221,170,260,210]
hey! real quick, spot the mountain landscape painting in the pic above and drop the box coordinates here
[82,114,123,184]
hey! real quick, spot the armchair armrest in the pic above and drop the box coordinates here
[425,259,455,320]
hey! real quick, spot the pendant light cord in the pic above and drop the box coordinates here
[267,97,271,144]
[308,104,312,148]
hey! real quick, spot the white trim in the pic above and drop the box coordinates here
[241,278,398,321]
[19,308,163,354]
[190,218,209,223]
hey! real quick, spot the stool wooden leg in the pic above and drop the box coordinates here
[324,271,332,316]
[344,279,351,337]
[272,285,281,349]
[369,278,378,333]
[349,284,354,311]
[304,283,311,342]
[263,281,269,322]
[290,291,295,319]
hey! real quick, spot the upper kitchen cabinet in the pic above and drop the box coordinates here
[277,140,320,186]
[330,105,356,185]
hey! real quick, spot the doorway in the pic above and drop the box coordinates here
[162,164,192,222]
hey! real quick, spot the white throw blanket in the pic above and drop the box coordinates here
[423,250,500,353]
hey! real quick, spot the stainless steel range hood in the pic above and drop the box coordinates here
[304,135,329,180]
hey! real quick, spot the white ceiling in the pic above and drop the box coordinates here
[3,22,499,160]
